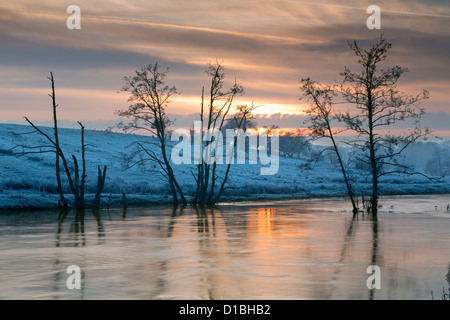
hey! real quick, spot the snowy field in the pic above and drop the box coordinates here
[0,123,449,210]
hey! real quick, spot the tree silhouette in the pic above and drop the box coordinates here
[193,61,246,204]
[300,78,358,213]
[337,36,431,214]
[17,73,107,210]
[117,63,186,205]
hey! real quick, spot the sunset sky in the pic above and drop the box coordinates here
[0,0,449,132]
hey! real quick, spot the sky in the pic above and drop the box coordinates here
[0,0,449,133]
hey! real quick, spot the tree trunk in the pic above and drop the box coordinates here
[79,122,87,210]
[327,120,358,213]
[333,140,358,213]
[367,88,378,215]
[93,165,107,210]
[160,130,186,205]
[72,155,85,210]
[49,72,69,210]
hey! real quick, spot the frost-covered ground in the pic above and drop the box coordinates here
[0,123,449,210]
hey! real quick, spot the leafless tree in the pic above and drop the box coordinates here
[116,63,186,205]
[11,73,69,209]
[300,78,359,213]
[425,147,450,178]
[17,73,106,210]
[222,104,258,132]
[22,118,87,210]
[337,36,431,214]
[215,103,257,202]
[193,61,246,204]
[21,73,86,209]
[278,130,312,159]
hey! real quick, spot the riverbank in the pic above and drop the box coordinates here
[1,123,449,211]
[1,187,450,212]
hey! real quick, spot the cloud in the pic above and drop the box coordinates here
[0,0,448,129]
[11,109,449,139]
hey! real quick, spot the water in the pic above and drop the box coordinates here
[1,195,449,300]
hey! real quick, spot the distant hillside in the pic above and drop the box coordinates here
[0,123,448,210]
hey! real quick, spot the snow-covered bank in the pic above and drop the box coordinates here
[1,123,449,210]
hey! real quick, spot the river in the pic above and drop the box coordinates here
[1,194,449,300]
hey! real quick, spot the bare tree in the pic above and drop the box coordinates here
[278,129,312,159]
[71,121,87,210]
[426,147,450,178]
[300,78,359,213]
[22,73,82,209]
[12,73,69,209]
[193,61,246,204]
[49,73,68,210]
[17,73,106,211]
[23,118,87,210]
[337,36,431,214]
[215,103,257,202]
[116,63,186,205]
[222,104,258,132]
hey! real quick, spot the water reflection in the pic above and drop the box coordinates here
[56,209,105,247]
[255,207,274,236]
[167,205,185,238]
[53,209,106,299]
[369,214,379,300]
[196,206,225,299]
[339,212,379,300]
[92,210,106,240]
[1,195,449,299]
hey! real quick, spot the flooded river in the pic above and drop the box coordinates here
[1,194,449,300]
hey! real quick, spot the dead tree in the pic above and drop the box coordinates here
[23,118,87,210]
[48,73,69,210]
[22,73,80,209]
[20,73,106,211]
[71,121,87,210]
